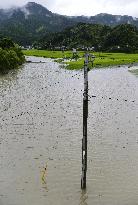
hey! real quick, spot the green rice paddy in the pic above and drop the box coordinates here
[23,49,138,70]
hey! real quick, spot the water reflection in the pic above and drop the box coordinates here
[79,190,88,205]
[42,181,48,193]
[41,164,48,192]
[0,69,21,89]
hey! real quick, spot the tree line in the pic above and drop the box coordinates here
[35,23,138,53]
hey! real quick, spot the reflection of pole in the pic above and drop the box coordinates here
[81,54,89,189]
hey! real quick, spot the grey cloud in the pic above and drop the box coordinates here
[0,0,138,17]
[0,0,27,8]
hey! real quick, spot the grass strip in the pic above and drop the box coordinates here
[23,50,138,70]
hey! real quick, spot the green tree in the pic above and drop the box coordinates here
[0,49,10,72]
[0,38,15,49]
[0,38,25,73]
[103,24,138,53]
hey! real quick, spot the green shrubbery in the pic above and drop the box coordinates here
[0,37,25,73]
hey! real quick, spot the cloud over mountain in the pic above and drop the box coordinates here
[0,0,138,17]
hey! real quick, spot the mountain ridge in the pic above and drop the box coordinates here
[0,2,138,45]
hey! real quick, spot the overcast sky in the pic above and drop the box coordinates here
[0,0,138,17]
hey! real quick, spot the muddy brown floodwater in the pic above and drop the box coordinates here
[0,56,138,205]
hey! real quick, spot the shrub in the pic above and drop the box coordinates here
[0,38,25,73]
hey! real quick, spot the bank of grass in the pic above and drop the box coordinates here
[23,49,85,58]
[23,49,138,70]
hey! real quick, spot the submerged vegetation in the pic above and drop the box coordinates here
[23,49,138,70]
[0,37,25,73]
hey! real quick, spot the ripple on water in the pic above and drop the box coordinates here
[0,57,138,205]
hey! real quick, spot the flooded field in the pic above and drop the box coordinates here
[0,57,138,205]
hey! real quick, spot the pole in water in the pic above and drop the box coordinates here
[81,53,89,189]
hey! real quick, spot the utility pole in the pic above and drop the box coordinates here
[81,52,95,189]
[81,53,89,189]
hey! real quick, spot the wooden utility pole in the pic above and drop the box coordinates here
[81,52,95,189]
[81,53,89,189]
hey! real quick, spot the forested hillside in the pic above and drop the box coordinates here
[37,23,138,53]
[0,2,138,46]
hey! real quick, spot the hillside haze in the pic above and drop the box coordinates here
[0,2,138,45]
